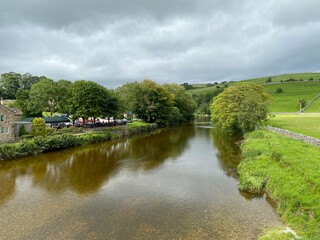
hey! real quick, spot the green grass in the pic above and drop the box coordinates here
[241,73,320,84]
[186,85,223,95]
[127,120,148,127]
[238,130,320,239]
[268,113,320,139]
[263,82,320,112]
[305,95,320,112]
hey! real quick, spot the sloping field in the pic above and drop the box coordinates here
[305,95,320,112]
[241,73,320,84]
[263,82,320,112]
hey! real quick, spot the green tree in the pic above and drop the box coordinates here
[28,79,60,116]
[163,83,196,122]
[20,73,41,90]
[69,80,117,122]
[266,77,272,83]
[0,72,21,99]
[56,79,73,114]
[210,83,271,134]
[31,118,47,136]
[115,82,139,115]
[134,80,173,125]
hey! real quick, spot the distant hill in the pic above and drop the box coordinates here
[187,72,320,113]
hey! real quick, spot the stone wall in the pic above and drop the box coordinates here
[0,105,22,143]
[266,126,320,147]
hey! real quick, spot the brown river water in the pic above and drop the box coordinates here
[0,121,282,239]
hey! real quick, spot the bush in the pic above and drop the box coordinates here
[276,88,283,93]
[18,125,27,137]
[31,118,47,137]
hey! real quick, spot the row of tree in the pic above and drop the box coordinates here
[1,72,196,126]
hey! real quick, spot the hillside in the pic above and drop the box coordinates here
[187,73,320,113]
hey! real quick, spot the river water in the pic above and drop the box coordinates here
[0,122,282,239]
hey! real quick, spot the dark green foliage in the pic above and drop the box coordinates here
[18,125,27,137]
[0,124,157,161]
[266,77,272,83]
[299,99,307,108]
[181,82,194,90]
[276,88,283,93]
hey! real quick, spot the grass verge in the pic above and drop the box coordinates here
[268,113,320,139]
[238,130,320,239]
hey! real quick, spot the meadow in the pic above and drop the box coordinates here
[268,113,320,139]
[239,130,320,239]
[263,82,320,112]
[241,72,320,84]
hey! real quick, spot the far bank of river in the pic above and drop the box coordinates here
[0,121,283,239]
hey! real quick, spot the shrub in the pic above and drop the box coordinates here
[276,88,283,93]
[31,118,47,137]
[18,125,27,137]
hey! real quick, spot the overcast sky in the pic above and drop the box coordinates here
[1,0,320,88]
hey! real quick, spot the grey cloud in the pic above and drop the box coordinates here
[0,0,319,87]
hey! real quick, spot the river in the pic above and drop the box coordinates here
[0,121,282,239]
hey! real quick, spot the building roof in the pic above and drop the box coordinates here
[23,116,70,123]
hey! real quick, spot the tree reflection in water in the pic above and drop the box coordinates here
[0,125,195,201]
[211,128,242,179]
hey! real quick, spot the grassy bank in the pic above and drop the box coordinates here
[263,82,320,112]
[268,113,320,139]
[238,130,320,239]
[0,123,157,161]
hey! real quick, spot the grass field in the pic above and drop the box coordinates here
[268,113,320,139]
[186,85,224,95]
[263,82,320,112]
[241,72,320,84]
[305,95,320,112]
[238,130,320,239]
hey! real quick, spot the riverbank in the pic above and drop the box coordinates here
[0,123,157,161]
[238,130,320,239]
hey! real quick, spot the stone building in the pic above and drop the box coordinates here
[0,104,23,143]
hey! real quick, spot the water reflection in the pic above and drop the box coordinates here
[211,129,242,178]
[0,126,195,201]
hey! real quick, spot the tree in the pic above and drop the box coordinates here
[69,80,117,122]
[163,83,196,122]
[20,73,41,90]
[31,118,47,136]
[56,79,73,114]
[266,77,272,83]
[133,80,173,125]
[0,72,21,99]
[210,83,271,134]
[28,79,60,116]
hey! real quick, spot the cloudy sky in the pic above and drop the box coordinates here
[1,0,320,88]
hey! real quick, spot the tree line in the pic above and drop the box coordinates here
[0,72,196,126]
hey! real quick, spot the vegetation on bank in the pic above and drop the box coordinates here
[268,113,320,139]
[210,83,271,135]
[238,130,320,239]
[0,123,157,161]
[1,72,197,128]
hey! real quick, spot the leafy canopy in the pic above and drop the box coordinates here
[210,83,271,134]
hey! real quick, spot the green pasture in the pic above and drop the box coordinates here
[186,85,222,95]
[305,95,320,112]
[239,130,320,239]
[263,82,320,112]
[268,113,320,139]
[242,72,320,84]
